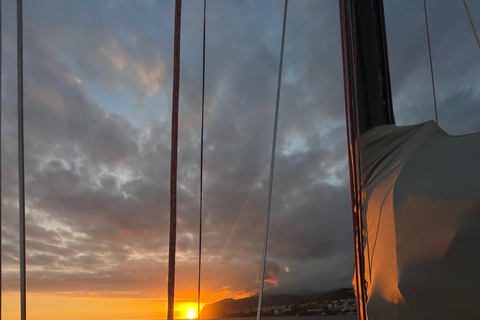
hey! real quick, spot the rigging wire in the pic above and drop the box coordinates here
[0,0,3,318]
[461,0,480,52]
[256,1,288,320]
[197,0,206,319]
[16,0,26,320]
[168,1,182,320]
[422,0,439,124]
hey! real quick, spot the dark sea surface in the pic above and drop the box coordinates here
[168,317,358,320]
[209,317,358,320]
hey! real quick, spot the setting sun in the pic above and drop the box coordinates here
[176,302,204,320]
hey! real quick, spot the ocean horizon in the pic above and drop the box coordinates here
[156,317,358,320]
[206,317,358,320]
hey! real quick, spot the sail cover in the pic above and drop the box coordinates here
[360,121,480,320]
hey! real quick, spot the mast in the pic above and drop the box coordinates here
[168,1,182,320]
[340,0,394,135]
[339,0,394,319]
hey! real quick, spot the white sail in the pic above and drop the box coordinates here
[360,121,480,319]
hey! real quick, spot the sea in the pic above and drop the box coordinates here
[166,317,358,320]
[209,317,357,320]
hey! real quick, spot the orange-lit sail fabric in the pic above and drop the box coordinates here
[359,121,480,320]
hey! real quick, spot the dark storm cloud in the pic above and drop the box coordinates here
[1,0,479,301]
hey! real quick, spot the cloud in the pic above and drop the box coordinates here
[136,59,165,96]
[255,260,281,286]
[0,0,478,305]
[94,35,166,97]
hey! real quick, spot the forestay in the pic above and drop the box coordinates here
[359,121,480,319]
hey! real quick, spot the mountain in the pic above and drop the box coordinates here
[200,294,312,318]
[200,288,356,318]
[309,287,355,304]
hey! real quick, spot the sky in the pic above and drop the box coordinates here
[0,0,479,319]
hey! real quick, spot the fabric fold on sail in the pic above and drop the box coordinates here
[359,121,480,320]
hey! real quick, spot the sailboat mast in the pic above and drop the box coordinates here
[339,0,395,319]
[340,0,394,135]
[168,1,182,320]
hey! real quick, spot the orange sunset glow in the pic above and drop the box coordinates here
[2,294,206,320]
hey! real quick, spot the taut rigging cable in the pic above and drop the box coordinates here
[0,0,3,318]
[256,1,288,320]
[461,0,480,52]
[16,0,27,320]
[197,0,206,318]
[422,0,439,124]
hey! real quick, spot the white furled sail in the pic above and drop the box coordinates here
[360,121,480,319]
